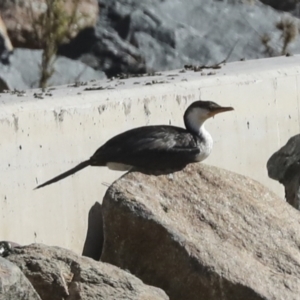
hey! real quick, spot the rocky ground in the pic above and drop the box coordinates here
[2,1,300,299]
[2,163,300,299]
[0,0,300,90]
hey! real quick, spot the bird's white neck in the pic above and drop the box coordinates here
[196,125,213,161]
[184,108,213,161]
[184,107,210,135]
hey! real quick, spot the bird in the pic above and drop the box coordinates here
[35,100,234,189]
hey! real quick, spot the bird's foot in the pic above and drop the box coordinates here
[167,173,174,181]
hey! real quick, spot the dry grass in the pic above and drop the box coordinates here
[262,17,299,57]
[276,18,298,55]
[29,0,86,88]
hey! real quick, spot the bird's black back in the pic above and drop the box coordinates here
[90,125,201,172]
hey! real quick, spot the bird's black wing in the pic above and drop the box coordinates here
[91,125,200,170]
[35,126,199,189]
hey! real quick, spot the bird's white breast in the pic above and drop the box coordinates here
[106,162,132,171]
[195,126,213,162]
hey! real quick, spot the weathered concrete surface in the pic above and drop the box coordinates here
[6,243,168,300]
[102,163,300,300]
[267,134,300,210]
[1,55,300,252]
[0,256,41,300]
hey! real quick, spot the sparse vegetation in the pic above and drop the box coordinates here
[260,33,275,57]
[261,17,299,57]
[29,0,86,88]
[276,18,298,55]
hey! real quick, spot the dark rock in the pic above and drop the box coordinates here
[60,0,300,77]
[59,18,150,76]
[81,26,147,77]
[0,241,21,257]
[102,163,300,300]
[259,0,298,12]
[58,27,98,60]
[267,134,300,182]
[0,241,11,257]
[132,32,195,71]
[6,243,169,300]
[267,134,300,209]
[0,257,41,300]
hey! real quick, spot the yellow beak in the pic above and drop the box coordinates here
[210,106,234,116]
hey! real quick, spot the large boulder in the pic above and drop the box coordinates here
[0,256,41,300]
[60,0,300,77]
[0,63,27,91]
[6,243,168,300]
[267,134,300,209]
[101,163,300,300]
[5,48,106,90]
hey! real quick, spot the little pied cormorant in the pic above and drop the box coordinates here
[35,100,234,189]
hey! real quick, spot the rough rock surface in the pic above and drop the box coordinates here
[0,256,41,300]
[0,63,27,91]
[6,243,169,300]
[60,0,300,77]
[267,134,300,209]
[102,163,300,300]
[0,0,99,49]
[7,48,106,89]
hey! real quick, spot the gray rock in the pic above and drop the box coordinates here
[60,0,300,77]
[81,27,147,77]
[9,48,106,89]
[133,32,196,71]
[6,243,168,300]
[0,64,27,91]
[0,257,41,300]
[267,134,300,182]
[102,163,300,300]
[267,134,300,209]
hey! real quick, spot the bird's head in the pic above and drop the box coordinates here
[184,100,234,133]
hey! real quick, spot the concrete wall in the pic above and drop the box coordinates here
[1,55,299,253]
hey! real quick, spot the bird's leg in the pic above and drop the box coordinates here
[167,173,174,180]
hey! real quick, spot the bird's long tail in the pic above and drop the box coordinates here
[34,160,91,190]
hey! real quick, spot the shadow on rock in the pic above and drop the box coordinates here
[82,201,103,261]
